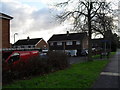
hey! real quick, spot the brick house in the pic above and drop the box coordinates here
[48,32,88,56]
[92,38,104,48]
[0,13,13,48]
[13,37,48,50]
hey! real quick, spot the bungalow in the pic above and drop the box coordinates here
[48,31,88,56]
[13,37,48,50]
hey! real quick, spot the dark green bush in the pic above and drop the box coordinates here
[2,51,69,85]
[10,56,48,78]
[47,51,69,71]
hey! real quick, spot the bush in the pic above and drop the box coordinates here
[2,61,15,84]
[2,51,69,85]
[47,51,69,71]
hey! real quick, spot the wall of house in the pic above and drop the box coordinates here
[0,19,2,48]
[48,40,82,51]
[1,19,10,48]
[35,39,48,49]
[13,45,35,48]
[82,37,88,49]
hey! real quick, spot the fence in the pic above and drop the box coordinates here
[0,48,42,52]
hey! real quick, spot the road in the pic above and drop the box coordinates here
[93,49,120,88]
[68,56,87,64]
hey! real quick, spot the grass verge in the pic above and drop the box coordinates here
[92,52,116,59]
[3,60,109,88]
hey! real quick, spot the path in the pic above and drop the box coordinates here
[93,49,120,88]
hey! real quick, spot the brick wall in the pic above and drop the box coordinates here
[82,37,88,49]
[0,19,2,48]
[35,39,48,49]
[1,19,10,48]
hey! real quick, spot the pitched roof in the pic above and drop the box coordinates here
[0,13,13,20]
[92,38,104,41]
[14,38,42,46]
[48,32,87,42]
[92,38,111,43]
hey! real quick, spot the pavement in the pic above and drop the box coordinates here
[0,52,2,89]
[92,49,120,88]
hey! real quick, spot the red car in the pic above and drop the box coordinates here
[3,50,39,71]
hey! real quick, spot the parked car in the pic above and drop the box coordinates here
[81,49,88,56]
[39,49,48,58]
[92,47,103,55]
[3,50,39,71]
[39,52,48,58]
[65,50,77,57]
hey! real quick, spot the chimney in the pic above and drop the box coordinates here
[27,36,30,41]
[67,31,69,36]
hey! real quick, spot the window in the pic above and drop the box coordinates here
[17,46,21,48]
[73,41,76,45]
[76,41,80,45]
[50,42,53,46]
[66,41,72,45]
[12,53,20,56]
[15,46,18,48]
[21,46,24,48]
[28,46,31,48]
[44,45,46,47]
[57,42,62,45]
[8,53,20,64]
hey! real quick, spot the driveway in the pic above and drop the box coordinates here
[93,49,120,88]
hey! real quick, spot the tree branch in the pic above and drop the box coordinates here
[91,2,103,19]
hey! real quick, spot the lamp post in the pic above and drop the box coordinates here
[14,33,18,44]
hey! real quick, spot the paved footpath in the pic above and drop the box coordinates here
[93,49,120,88]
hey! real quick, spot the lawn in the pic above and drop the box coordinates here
[3,60,109,88]
[92,52,116,59]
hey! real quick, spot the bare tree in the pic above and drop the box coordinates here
[92,14,115,38]
[56,0,112,61]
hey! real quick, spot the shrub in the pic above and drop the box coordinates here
[47,51,69,71]
[2,51,69,85]
[11,56,48,78]
[2,56,48,84]
[2,61,15,84]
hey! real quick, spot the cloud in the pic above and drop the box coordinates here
[1,0,35,31]
[30,8,59,31]
[1,0,62,43]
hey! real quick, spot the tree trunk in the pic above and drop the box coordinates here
[87,4,93,61]
[88,20,92,61]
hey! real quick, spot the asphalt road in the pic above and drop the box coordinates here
[92,49,120,88]
[68,56,87,64]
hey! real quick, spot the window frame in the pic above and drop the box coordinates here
[57,41,62,46]
[76,41,80,45]
[50,42,53,46]
[66,41,73,45]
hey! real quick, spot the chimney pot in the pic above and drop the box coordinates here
[67,31,69,36]
[27,36,30,41]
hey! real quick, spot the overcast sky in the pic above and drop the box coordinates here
[0,0,119,44]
